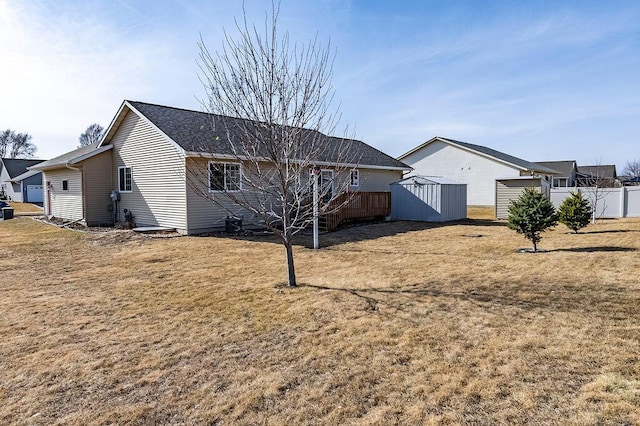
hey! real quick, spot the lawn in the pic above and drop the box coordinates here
[1,216,639,424]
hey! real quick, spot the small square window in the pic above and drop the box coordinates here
[350,170,360,187]
[118,167,132,192]
[62,180,68,191]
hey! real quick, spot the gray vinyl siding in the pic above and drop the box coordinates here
[356,169,403,192]
[43,169,84,222]
[111,111,187,231]
[495,178,543,220]
[185,157,272,234]
[184,160,402,234]
[82,150,113,226]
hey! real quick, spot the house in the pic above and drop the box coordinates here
[28,142,114,225]
[30,100,411,233]
[535,160,577,188]
[576,165,619,188]
[398,136,557,207]
[0,158,44,203]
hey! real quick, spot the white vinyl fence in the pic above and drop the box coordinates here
[551,186,640,219]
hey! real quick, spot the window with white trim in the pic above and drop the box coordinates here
[209,162,241,191]
[350,169,360,187]
[118,166,132,192]
[62,180,69,191]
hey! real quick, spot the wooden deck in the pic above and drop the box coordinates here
[322,191,391,231]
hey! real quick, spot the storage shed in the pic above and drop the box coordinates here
[391,176,467,222]
[495,176,551,219]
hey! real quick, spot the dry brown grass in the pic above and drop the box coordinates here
[1,216,639,425]
[467,205,495,220]
[8,202,43,214]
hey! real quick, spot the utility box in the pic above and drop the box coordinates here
[225,216,242,233]
[2,207,14,220]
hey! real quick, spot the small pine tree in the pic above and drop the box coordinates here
[507,187,558,252]
[558,191,592,234]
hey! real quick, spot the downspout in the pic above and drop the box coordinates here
[65,163,86,225]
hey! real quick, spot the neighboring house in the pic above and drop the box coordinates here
[535,160,578,188]
[0,158,44,203]
[31,100,410,233]
[398,136,557,207]
[576,165,618,188]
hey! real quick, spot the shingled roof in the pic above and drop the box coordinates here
[122,101,410,170]
[29,142,113,171]
[399,136,558,174]
[535,160,577,176]
[1,158,44,178]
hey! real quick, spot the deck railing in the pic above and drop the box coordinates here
[323,191,391,231]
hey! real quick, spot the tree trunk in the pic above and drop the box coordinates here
[285,242,297,287]
[532,240,538,253]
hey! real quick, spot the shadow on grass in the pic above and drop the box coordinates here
[299,280,639,319]
[552,246,636,253]
[299,282,550,314]
[201,219,505,248]
[582,229,640,235]
[295,219,506,249]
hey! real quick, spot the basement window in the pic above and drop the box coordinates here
[62,180,68,191]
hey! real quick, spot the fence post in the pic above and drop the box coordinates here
[620,186,626,218]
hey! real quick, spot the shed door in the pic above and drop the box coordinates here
[27,185,43,203]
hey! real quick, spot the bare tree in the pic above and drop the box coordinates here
[0,129,37,158]
[577,163,615,223]
[193,2,357,287]
[622,160,640,178]
[78,123,104,147]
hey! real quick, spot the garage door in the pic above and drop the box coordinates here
[27,185,43,203]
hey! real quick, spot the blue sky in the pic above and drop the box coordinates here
[1,0,639,171]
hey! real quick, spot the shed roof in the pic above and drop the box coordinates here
[1,158,44,178]
[398,136,558,174]
[112,101,410,171]
[29,143,113,171]
[394,175,466,186]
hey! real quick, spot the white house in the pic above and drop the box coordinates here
[398,136,557,207]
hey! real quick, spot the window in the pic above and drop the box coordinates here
[209,162,241,191]
[118,166,132,192]
[62,180,69,191]
[350,169,360,187]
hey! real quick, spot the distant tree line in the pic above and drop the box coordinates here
[0,129,37,158]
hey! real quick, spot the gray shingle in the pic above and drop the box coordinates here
[436,137,558,174]
[1,158,44,178]
[128,101,410,170]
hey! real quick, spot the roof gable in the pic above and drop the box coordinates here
[1,158,44,178]
[116,101,410,170]
[399,136,557,174]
